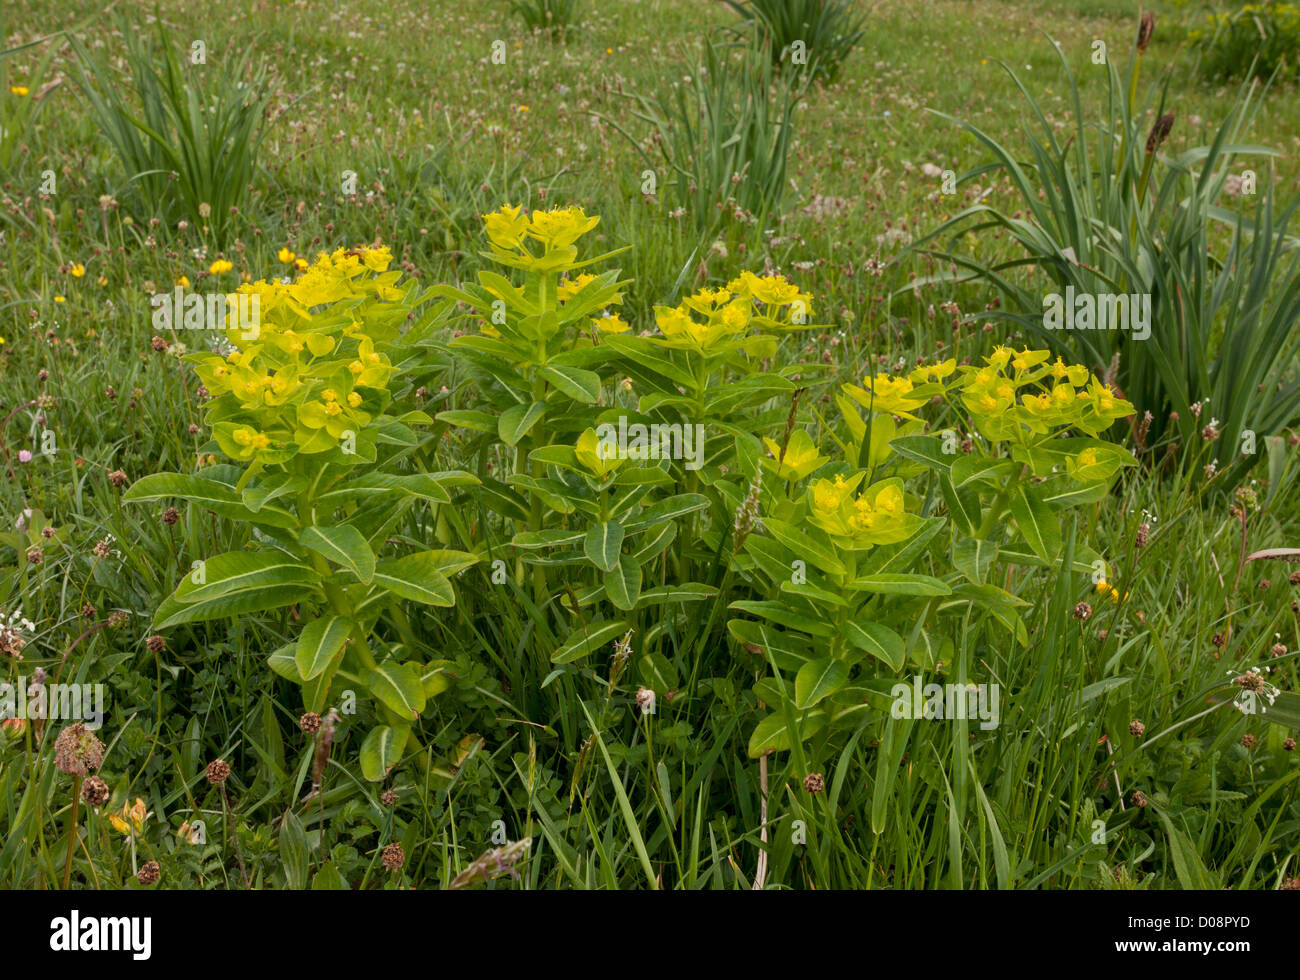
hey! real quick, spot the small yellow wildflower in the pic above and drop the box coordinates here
[108,798,149,836]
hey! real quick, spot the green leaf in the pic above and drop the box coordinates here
[299,525,376,584]
[311,863,349,890]
[727,619,815,672]
[154,585,315,630]
[371,552,456,606]
[584,521,624,572]
[540,364,602,403]
[952,537,998,585]
[512,529,585,549]
[1156,811,1219,889]
[498,401,548,446]
[267,643,301,681]
[279,810,309,890]
[729,600,834,637]
[436,409,498,433]
[839,620,906,671]
[296,616,352,681]
[795,658,849,709]
[951,456,1017,489]
[747,709,827,758]
[939,472,980,536]
[553,619,628,664]
[1010,484,1061,561]
[621,494,710,532]
[847,574,951,596]
[359,725,408,782]
[606,553,643,611]
[173,551,318,605]
[123,472,298,529]
[759,518,847,577]
[890,435,953,471]
[362,662,427,721]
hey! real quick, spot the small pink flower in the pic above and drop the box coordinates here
[17,450,32,463]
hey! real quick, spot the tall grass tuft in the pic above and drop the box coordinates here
[509,0,584,40]
[606,33,802,240]
[724,0,867,84]
[913,24,1300,484]
[69,16,276,245]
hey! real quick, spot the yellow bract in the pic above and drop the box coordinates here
[808,473,921,549]
[844,375,930,420]
[762,430,827,481]
[576,428,624,478]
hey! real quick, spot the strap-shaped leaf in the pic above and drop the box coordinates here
[296,615,352,680]
[498,401,548,446]
[795,658,849,709]
[300,525,376,584]
[553,619,629,664]
[839,619,906,671]
[123,472,299,529]
[584,521,624,572]
[606,553,643,611]
[173,551,319,605]
[362,662,427,720]
[540,364,602,403]
[760,518,847,577]
[1010,484,1061,561]
[153,585,315,630]
[847,573,951,596]
[371,552,457,606]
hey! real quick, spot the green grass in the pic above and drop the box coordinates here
[0,0,1298,890]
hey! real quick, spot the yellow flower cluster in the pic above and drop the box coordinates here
[187,245,404,463]
[482,204,601,272]
[807,472,922,549]
[956,346,1134,440]
[652,272,814,354]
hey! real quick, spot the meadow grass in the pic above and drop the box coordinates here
[0,0,1297,890]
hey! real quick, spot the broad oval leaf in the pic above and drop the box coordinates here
[296,615,352,680]
[795,658,849,709]
[299,525,376,585]
[359,725,409,782]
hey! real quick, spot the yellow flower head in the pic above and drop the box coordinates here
[845,374,929,419]
[908,358,957,384]
[277,247,296,264]
[483,204,529,250]
[209,259,234,275]
[747,273,802,306]
[596,312,630,334]
[526,206,599,251]
[558,273,597,301]
[108,798,149,836]
[70,263,86,278]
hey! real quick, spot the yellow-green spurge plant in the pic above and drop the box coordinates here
[126,206,1137,779]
